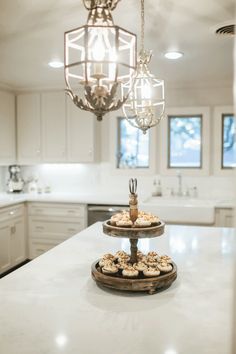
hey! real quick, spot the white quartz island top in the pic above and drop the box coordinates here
[0,223,235,354]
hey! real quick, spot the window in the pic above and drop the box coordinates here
[168,115,202,168]
[117,117,149,168]
[222,114,236,168]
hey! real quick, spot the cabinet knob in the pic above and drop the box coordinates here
[9,211,15,216]
[36,149,40,154]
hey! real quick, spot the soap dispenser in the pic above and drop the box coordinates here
[152,178,162,197]
[156,179,162,197]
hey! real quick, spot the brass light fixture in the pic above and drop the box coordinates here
[64,0,137,121]
[122,0,165,133]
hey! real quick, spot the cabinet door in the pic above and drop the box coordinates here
[41,92,66,162]
[0,91,16,165]
[0,221,12,273]
[17,93,41,164]
[11,218,26,266]
[30,241,57,259]
[67,97,96,162]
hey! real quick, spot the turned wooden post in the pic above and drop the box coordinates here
[130,238,138,264]
[129,178,138,223]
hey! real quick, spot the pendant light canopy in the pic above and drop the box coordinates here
[64,0,137,121]
[122,0,165,133]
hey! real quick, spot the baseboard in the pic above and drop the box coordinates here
[0,259,31,279]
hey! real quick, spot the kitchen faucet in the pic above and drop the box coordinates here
[176,170,183,197]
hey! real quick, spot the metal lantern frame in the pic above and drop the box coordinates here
[122,0,165,133]
[64,0,137,121]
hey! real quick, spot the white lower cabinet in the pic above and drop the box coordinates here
[0,221,12,273]
[215,208,234,227]
[0,204,26,274]
[28,202,87,259]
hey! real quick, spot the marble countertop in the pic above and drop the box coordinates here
[0,223,235,354]
[0,192,234,209]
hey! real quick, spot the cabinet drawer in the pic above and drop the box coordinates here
[30,220,84,239]
[0,204,24,223]
[30,241,58,259]
[28,203,86,218]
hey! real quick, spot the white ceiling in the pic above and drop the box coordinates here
[0,0,234,91]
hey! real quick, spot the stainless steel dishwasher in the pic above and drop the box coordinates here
[87,205,129,226]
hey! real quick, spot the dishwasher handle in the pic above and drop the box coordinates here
[88,206,128,212]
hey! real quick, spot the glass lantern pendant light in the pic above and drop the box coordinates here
[122,0,165,133]
[64,0,137,121]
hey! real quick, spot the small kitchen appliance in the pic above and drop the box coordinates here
[7,165,24,193]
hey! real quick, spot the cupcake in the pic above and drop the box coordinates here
[159,255,172,264]
[147,251,159,259]
[134,218,151,228]
[149,215,160,225]
[157,262,172,273]
[102,263,119,275]
[102,253,115,261]
[122,266,139,278]
[133,262,147,272]
[110,213,122,225]
[116,219,133,228]
[145,257,158,267]
[143,267,160,277]
[116,261,129,270]
[99,259,113,268]
[114,250,128,259]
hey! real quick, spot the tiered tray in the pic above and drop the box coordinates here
[91,220,177,295]
[91,260,177,295]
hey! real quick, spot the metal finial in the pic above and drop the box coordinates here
[129,178,137,194]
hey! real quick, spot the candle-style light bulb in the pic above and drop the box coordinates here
[91,33,106,77]
[92,35,106,61]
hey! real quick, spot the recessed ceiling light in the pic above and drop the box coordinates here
[48,61,64,68]
[164,51,183,60]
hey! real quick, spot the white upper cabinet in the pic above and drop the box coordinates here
[16,90,98,164]
[41,92,67,163]
[17,93,41,164]
[0,91,16,165]
[66,97,97,162]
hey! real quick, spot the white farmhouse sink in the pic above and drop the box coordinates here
[140,196,215,225]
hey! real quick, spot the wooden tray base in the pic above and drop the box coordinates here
[103,220,165,239]
[91,260,177,295]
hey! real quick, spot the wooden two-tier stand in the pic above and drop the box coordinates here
[91,179,177,295]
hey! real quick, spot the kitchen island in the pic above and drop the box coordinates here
[0,223,235,354]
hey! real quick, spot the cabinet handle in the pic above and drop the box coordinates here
[68,228,76,232]
[35,209,43,213]
[36,149,40,154]
[36,226,44,231]
[11,226,16,234]
[9,211,15,216]
[67,210,76,214]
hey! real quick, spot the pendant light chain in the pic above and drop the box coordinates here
[141,0,145,53]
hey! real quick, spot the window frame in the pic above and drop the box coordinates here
[109,112,157,176]
[116,117,150,169]
[221,113,235,170]
[160,107,210,176]
[167,114,203,169]
[213,106,235,176]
